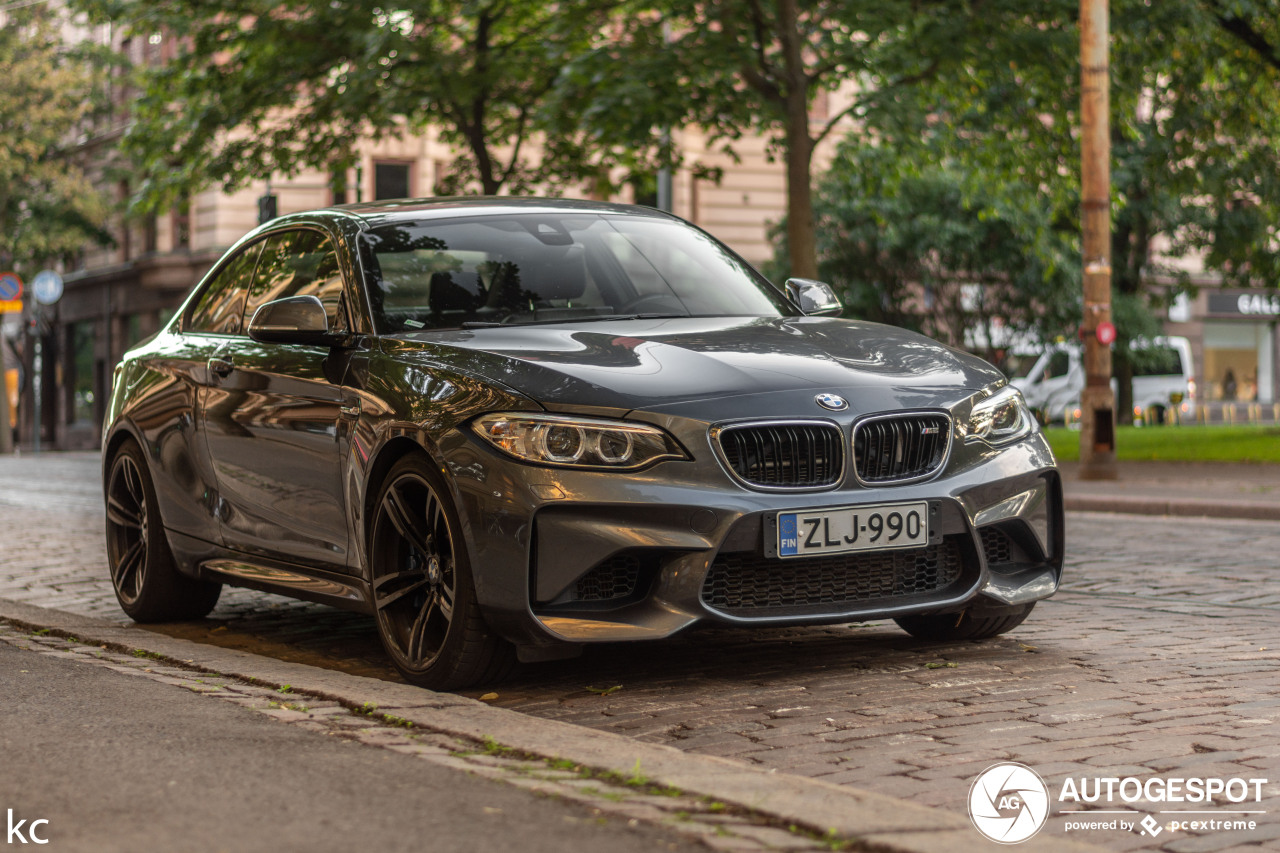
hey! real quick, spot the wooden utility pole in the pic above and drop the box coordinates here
[1079,0,1117,479]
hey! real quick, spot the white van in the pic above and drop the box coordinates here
[1009,337,1195,424]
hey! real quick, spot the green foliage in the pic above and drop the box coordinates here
[73,0,620,208]
[561,0,994,277]
[0,6,112,273]
[777,141,1081,358]
[788,0,1280,413]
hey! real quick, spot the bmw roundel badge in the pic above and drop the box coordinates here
[815,393,848,411]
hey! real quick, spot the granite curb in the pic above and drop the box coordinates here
[1063,494,1280,521]
[0,596,1106,853]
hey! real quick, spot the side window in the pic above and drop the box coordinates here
[1043,351,1071,380]
[245,230,348,332]
[186,243,262,335]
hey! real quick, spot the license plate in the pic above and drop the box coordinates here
[777,502,929,558]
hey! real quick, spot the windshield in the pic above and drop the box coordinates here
[359,213,795,333]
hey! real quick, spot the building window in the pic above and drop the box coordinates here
[330,169,349,206]
[172,198,191,250]
[375,162,412,200]
[629,173,657,208]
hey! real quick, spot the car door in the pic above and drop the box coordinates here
[200,227,356,572]
[144,243,260,544]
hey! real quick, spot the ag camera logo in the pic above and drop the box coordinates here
[969,762,1051,844]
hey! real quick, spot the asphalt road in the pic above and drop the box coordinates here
[0,640,700,853]
[2,452,1278,852]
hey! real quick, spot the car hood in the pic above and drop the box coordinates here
[394,316,1004,419]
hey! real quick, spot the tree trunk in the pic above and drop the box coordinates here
[776,0,818,281]
[784,106,818,279]
[1114,343,1134,424]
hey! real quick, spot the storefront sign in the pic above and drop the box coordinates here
[1208,291,1280,317]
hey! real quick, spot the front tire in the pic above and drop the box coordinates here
[105,440,221,622]
[368,454,513,690]
[894,602,1035,641]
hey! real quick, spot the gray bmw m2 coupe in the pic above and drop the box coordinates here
[103,198,1062,689]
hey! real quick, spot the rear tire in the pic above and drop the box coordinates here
[368,453,514,690]
[894,602,1035,641]
[105,440,222,622]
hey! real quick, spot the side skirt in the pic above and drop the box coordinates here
[167,528,373,614]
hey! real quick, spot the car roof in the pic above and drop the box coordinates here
[326,196,680,228]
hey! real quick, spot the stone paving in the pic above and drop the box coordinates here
[1,452,1277,852]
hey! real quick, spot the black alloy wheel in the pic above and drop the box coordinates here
[369,455,512,689]
[105,440,221,621]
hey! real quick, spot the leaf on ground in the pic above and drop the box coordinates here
[585,684,623,695]
[479,692,499,701]
[923,662,957,670]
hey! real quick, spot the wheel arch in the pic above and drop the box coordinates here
[101,420,147,494]
[361,433,450,554]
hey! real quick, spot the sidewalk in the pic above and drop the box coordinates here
[0,597,1105,853]
[1060,461,1280,521]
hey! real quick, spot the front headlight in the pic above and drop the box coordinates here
[966,386,1036,446]
[472,413,688,470]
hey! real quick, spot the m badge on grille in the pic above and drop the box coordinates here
[815,393,848,411]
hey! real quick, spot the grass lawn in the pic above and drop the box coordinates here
[1043,424,1280,464]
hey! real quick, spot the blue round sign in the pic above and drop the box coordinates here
[32,270,63,305]
[0,272,22,301]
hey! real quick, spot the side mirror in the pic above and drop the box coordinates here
[784,278,842,316]
[248,295,344,347]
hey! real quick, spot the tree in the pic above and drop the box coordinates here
[562,1,993,280]
[75,0,622,208]
[773,140,1081,363]
[0,6,112,275]
[802,0,1280,421]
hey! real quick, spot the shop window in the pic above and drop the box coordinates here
[71,322,96,424]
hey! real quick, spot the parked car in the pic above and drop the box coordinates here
[1009,337,1195,424]
[103,198,1063,689]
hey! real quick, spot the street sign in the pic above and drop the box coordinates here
[32,270,63,305]
[0,301,21,314]
[1096,321,1117,345]
[0,272,22,302]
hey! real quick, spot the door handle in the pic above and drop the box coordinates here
[208,356,234,378]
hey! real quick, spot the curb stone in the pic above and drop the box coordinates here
[1064,495,1280,521]
[0,597,1105,853]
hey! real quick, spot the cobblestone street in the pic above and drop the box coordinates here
[2,452,1277,852]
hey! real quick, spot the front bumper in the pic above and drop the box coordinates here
[439,417,1064,650]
